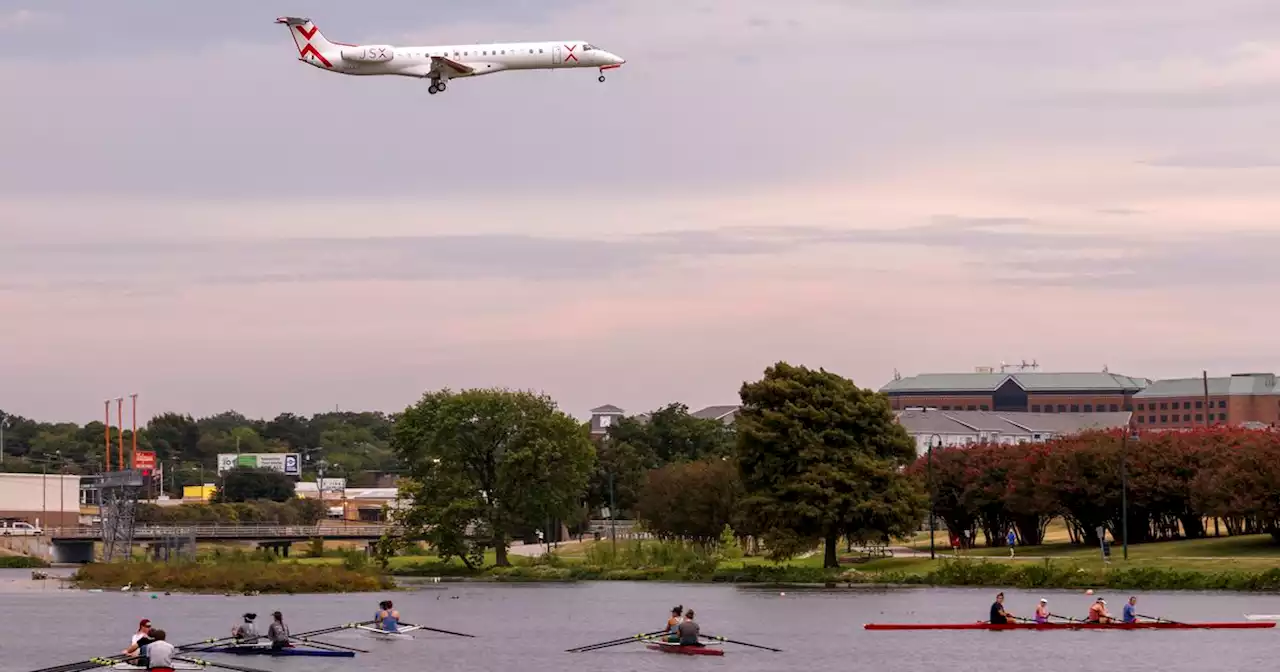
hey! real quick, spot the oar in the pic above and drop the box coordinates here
[569,631,667,652]
[1049,613,1084,623]
[287,637,369,653]
[1137,613,1190,626]
[703,635,783,652]
[30,657,137,672]
[395,622,477,639]
[175,657,272,672]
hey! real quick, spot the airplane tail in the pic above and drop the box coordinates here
[275,16,338,65]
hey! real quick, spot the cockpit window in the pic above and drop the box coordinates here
[584,43,595,51]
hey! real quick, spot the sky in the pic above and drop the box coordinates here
[2,0,1280,424]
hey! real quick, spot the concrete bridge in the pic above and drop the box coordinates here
[34,524,400,563]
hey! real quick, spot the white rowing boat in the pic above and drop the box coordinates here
[356,624,421,640]
[1245,614,1280,621]
[112,662,202,670]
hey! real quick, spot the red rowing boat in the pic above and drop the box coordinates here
[865,621,1275,631]
[646,642,726,656]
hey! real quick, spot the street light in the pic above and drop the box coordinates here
[0,413,8,466]
[1120,429,1139,561]
[927,434,941,560]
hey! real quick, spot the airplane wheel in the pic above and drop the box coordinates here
[437,81,447,92]
[598,75,606,82]
[428,84,439,94]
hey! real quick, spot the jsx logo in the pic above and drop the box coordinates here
[295,25,333,67]
[563,44,578,62]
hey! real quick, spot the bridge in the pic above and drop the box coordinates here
[37,524,401,563]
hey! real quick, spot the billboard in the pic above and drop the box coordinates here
[134,451,156,472]
[216,453,301,477]
[319,478,347,493]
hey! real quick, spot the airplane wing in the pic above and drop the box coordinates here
[430,56,475,77]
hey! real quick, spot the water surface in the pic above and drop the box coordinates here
[4,569,1280,672]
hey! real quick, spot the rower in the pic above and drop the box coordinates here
[1034,599,1050,624]
[145,629,176,672]
[676,609,701,647]
[267,611,290,651]
[1087,598,1113,623]
[989,592,1013,625]
[665,605,683,643]
[232,613,259,643]
[1122,596,1138,623]
[124,619,154,668]
[377,600,401,632]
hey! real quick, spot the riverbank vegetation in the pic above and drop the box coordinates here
[0,555,50,568]
[72,553,391,593]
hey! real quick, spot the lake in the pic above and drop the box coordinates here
[5,568,1280,672]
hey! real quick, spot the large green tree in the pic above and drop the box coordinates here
[735,362,924,568]
[635,458,744,544]
[390,388,595,567]
[212,467,297,503]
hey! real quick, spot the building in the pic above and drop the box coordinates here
[1132,372,1280,430]
[588,404,741,438]
[294,481,402,522]
[0,472,81,528]
[881,370,1149,413]
[895,409,1133,455]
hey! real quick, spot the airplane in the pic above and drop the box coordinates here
[275,16,626,95]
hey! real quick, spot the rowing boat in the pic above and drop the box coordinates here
[357,624,421,640]
[1245,614,1280,621]
[646,642,725,656]
[112,663,202,671]
[864,621,1275,631]
[201,644,355,657]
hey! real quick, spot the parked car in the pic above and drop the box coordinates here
[0,521,42,536]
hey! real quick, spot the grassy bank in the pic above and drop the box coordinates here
[0,555,50,569]
[72,558,392,593]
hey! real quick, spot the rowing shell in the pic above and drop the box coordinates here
[357,624,421,640]
[112,663,203,671]
[864,622,1276,630]
[201,643,355,657]
[646,642,725,656]
[1245,614,1280,621]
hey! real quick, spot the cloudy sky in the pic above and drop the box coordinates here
[3,0,1279,423]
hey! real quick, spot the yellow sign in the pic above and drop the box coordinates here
[183,485,215,501]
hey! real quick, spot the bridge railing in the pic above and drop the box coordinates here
[47,524,400,539]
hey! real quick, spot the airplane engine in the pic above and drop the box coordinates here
[342,45,395,62]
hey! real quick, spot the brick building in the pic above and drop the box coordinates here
[1132,373,1280,429]
[880,371,1149,413]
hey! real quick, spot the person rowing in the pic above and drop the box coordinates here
[267,611,290,651]
[124,619,153,668]
[1034,599,1050,624]
[676,609,701,647]
[664,605,684,643]
[144,629,176,672]
[989,592,1013,625]
[1086,598,1114,624]
[1122,596,1138,623]
[375,600,401,632]
[232,613,260,643]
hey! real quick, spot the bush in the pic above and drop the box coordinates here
[72,558,391,593]
[0,556,49,568]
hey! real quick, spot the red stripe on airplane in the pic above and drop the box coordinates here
[300,44,333,67]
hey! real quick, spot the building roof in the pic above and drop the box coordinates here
[590,404,626,414]
[1134,373,1278,398]
[691,405,740,422]
[895,409,1132,436]
[882,372,1149,394]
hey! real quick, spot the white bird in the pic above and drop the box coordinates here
[121,582,132,592]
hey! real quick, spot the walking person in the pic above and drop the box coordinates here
[1007,528,1017,557]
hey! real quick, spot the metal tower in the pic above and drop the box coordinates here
[99,470,144,562]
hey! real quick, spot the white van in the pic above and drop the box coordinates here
[0,521,41,536]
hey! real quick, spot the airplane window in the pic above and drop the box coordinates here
[584,44,594,51]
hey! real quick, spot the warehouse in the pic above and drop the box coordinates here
[0,472,81,528]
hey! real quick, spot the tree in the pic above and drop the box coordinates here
[607,403,735,465]
[735,362,923,568]
[390,388,595,567]
[635,459,744,544]
[212,467,296,503]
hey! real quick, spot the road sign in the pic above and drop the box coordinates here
[134,451,156,471]
[216,453,302,477]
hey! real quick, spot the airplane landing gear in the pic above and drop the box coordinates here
[598,74,606,83]
[428,79,448,94]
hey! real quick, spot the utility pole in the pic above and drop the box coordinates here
[104,401,111,471]
[928,434,940,560]
[608,470,617,556]
[0,412,7,466]
[130,393,138,469]
[116,398,124,470]
[1121,431,1129,560]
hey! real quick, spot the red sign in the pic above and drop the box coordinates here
[134,451,156,471]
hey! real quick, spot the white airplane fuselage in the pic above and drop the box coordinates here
[276,17,626,93]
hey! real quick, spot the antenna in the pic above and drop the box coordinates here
[893,368,901,381]
[1103,364,1109,373]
